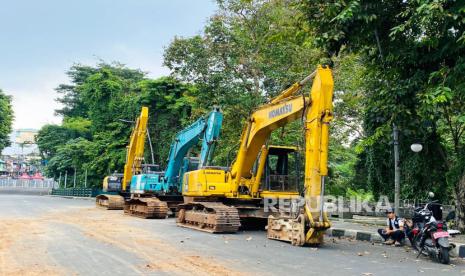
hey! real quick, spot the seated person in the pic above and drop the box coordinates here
[377,208,405,246]
[404,218,414,245]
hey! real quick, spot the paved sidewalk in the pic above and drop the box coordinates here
[329,218,465,258]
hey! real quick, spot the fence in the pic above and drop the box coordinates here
[51,187,101,197]
[0,178,58,189]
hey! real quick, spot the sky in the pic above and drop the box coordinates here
[0,0,217,130]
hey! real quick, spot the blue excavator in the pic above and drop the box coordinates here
[123,106,223,218]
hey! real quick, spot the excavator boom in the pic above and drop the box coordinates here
[123,107,149,191]
[164,107,223,188]
[96,107,149,210]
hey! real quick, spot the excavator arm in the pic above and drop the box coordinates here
[266,66,334,246]
[228,66,334,245]
[302,67,333,243]
[164,107,223,186]
[199,107,223,167]
[229,71,318,194]
[122,107,149,191]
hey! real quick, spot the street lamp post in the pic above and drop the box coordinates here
[393,125,400,212]
[73,167,77,188]
[393,123,423,212]
[84,169,87,188]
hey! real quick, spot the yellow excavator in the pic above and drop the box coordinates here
[96,107,149,210]
[177,65,334,246]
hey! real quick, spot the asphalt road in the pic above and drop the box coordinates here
[0,194,463,275]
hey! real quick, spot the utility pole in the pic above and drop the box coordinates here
[393,124,400,212]
[64,171,68,188]
[84,169,88,188]
[73,167,77,188]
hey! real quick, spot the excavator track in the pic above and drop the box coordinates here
[124,197,169,219]
[95,194,125,210]
[176,202,241,233]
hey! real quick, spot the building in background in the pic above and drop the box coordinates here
[1,129,42,178]
[0,159,5,175]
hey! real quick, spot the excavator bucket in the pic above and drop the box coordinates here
[267,214,329,246]
[95,194,125,210]
[267,212,330,246]
[124,197,169,219]
[267,214,306,246]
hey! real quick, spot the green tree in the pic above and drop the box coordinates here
[38,63,196,187]
[55,62,145,118]
[302,0,465,226]
[36,118,91,159]
[0,89,13,152]
[137,77,195,166]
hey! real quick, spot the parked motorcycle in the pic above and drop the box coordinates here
[411,193,451,264]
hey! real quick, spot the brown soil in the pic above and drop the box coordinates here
[0,206,244,276]
[0,218,63,275]
[53,208,244,275]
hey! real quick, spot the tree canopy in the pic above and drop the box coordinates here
[302,0,465,227]
[0,89,13,152]
[37,63,197,187]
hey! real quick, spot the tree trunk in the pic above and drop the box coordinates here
[455,173,465,232]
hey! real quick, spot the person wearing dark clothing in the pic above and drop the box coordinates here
[377,208,405,246]
[404,219,414,245]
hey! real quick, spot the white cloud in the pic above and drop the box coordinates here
[6,56,169,131]
[6,69,66,130]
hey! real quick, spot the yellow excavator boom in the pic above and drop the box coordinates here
[96,106,149,210]
[229,71,316,192]
[122,106,149,191]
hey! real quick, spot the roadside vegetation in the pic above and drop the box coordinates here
[0,89,13,153]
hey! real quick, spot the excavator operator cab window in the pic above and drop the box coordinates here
[262,146,300,192]
[142,164,161,174]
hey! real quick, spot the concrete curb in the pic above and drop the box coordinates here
[328,228,383,243]
[47,195,96,201]
[328,228,465,258]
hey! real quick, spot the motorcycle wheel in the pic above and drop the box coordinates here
[413,236,421,252]
[439,246,450,264]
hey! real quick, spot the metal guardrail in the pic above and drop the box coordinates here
[0,179,58,189]
[51,188,101,197]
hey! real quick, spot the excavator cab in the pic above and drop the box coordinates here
[102,173,124,192]
[130,164,163,194]
[181,157,200,180]
[262,146,300,193]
